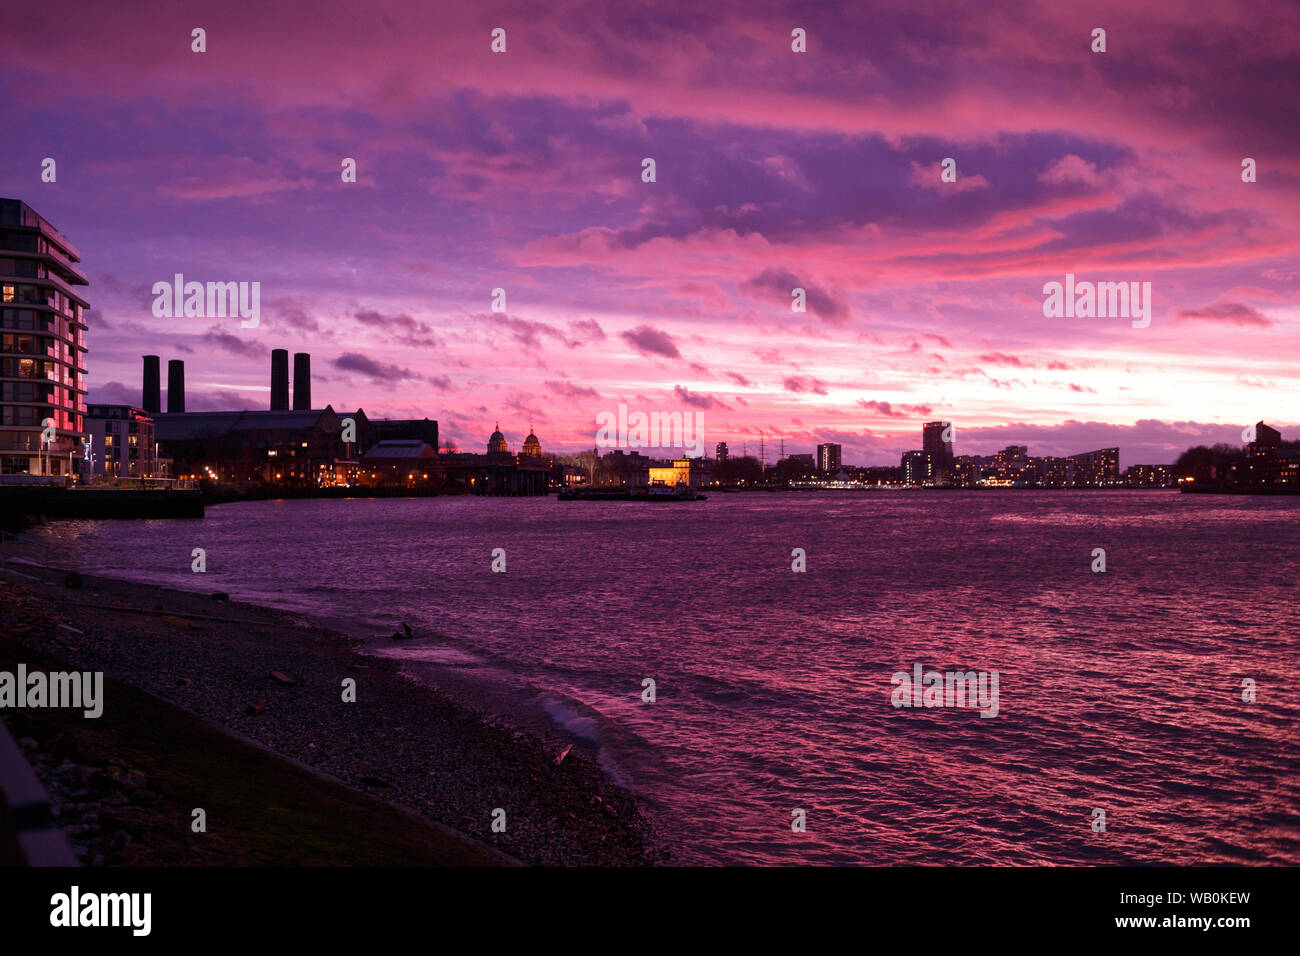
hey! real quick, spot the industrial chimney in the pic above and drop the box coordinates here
[292,352,311,410]
[142,355,161,413]
[167,359,185,413]
[271,349,289,410]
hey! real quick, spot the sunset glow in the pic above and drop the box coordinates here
[2,0,1297,463]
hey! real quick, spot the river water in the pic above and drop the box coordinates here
[23,490,1300,865]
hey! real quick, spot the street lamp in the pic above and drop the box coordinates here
[39,417,56,477]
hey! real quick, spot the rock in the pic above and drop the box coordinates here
[17,737,37,753]
[106,831,132,859]
[97,811,129,832]
[246,700,266,716]
[554,744,573,766]
[269,671,296,686]
[176,677,192,687]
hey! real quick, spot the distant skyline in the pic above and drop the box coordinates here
[2,0,1297,465]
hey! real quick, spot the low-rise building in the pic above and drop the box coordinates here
[601,449,651,487]
[85,404,168,478]
[1238,422,1299,488]
[1125,464,1174,487]
[439,425,551,495]
[360,440,437,486]
[649,456,710,488]
[155,406,354,483]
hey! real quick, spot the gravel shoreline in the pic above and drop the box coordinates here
[0,561,662,866]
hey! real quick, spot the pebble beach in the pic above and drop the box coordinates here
[0,561,659,866]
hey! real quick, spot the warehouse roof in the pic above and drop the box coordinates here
[361,440,436,460]
[154,406,342,441]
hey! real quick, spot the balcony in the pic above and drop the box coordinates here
[0,248,88,285]
[37,249,88,285]
[32,273,89,309]
[0,204,81,262]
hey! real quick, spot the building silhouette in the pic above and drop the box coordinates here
[1238,421,1299,487]
[155,406,356,483]
[1069,448,1120,487]
[922,421,954,482]
[902,449,932,485]
[436,424,551,495]
[817,442,842,473]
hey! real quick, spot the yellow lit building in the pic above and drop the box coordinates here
[649,458,692,487]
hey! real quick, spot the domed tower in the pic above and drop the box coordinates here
[522,427,542,458]
[487,423,509,455]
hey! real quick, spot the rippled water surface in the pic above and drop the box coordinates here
[26,491,1300,864]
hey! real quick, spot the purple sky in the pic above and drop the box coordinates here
[2,0,1298,465]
